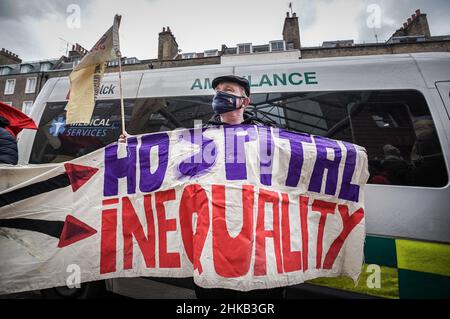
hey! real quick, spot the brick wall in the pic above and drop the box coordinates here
[301,40,450,59]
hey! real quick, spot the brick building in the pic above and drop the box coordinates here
[1,9,449,113]
[301,9,450,59]
[0,48,58,114]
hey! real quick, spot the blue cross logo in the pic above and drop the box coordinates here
[49,116,66,137]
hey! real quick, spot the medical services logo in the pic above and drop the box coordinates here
[49,116,66,137]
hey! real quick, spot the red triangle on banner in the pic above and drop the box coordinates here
[64,163,99,192]
[58,215,97,248]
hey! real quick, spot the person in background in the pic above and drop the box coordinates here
[0,115,18,165]
[410,116,448,187]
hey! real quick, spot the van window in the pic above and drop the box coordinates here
[30,90,447,188]
[29,96,214,164]
[249,90,448,188]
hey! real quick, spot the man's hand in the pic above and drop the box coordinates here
[118,132,128,143]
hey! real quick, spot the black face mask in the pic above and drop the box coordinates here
[212,91,245,114]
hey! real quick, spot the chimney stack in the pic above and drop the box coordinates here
[390,9,431,40]
[158,26,179,60]
[283,11,301,50]
[0,48,22,65]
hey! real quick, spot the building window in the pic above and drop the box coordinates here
[3,101,13,106]
[237,43,252,54]
[204,50,218,57]
[20,64,32,74]
[124,58,137,65]
[25,77,37,94]
[22,101,34,115]
[1,67,11,76]
[73,60,81,68]
[182,53,197,59]
[4,79,16,95]
[40,63,51,72]
[270,40,286,52]
[107,60,119,67]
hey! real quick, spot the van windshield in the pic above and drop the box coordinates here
[29,96,213,164]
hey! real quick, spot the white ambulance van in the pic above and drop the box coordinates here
[16,52,450,299]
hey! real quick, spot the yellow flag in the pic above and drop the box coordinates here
[66,15,121,124]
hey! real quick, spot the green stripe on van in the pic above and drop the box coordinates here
[398,269,450,299]
[307,264,399,299]
[364,236,397,268]
[396,239,450,277]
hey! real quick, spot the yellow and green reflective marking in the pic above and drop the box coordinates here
[306,236,450,299]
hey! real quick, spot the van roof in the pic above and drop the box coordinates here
[42,52,450,103]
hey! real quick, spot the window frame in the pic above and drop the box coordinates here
[22,100,34,115]
[25,77,37,94]
[20,64,33,74]
[40,63,52,72]
[237,43,253,54]
[204,50,218,57]
[269,40,286,52]
[181,53,197,59]
[4,79,16,95]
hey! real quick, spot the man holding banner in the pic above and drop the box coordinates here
[194,75,287,299]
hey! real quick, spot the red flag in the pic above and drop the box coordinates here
[0,101,38,137]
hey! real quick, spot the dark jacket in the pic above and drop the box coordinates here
[205,111,275,127]
[0,117,18,165]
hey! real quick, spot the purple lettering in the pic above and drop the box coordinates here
[104,138,137,196]
[338,142,360,202]
[178,128,217,178]
[278,130,312,187]
[139,133,169,193]
[258,126,274,186]
[224,125,257,180]
[308,136,342,196]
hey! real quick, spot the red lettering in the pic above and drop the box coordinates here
[179,184,210,274]
[122,195,156,270]
[254,189,283,276]
[281,193,301,273]
[100,202,117,274]
[300,195,309,272]
[212,185,254,278]
[155,189,180,268]
[323,205,364,269]
[312,200,336,269]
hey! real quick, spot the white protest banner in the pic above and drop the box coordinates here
[0,125,369,294]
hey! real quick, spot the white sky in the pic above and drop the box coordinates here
[1,0,449,62]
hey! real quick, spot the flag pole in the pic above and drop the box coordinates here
[117,51,126,136]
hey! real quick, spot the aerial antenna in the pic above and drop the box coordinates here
[373,27,379,43]
[288,2,293,15]
[58,37,73,56]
